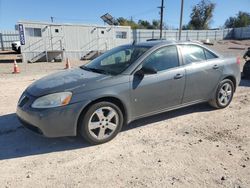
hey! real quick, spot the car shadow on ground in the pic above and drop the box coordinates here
[0,103,213,160]
[240,78,250,87]
[123,103,213,131]
[0,113,90,160]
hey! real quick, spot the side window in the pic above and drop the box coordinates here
[181,45,206,64]
[25,27,42,37]
[116,31,127,39]
[204,49,218,60]
[143,46,179,72]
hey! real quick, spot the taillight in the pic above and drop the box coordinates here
[236,57,241,65]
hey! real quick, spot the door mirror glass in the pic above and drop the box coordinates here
[136,64,157,76]
[141,65,157,74]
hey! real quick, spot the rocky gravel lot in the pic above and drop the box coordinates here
[0,40,250,188]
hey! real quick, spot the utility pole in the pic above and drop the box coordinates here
[158,0,164,39]
[178,0,184,41]
[50,16,54,23]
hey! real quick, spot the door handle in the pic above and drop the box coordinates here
[174,73,183,79]
[213,65,219,70]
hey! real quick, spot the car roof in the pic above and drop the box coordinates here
[135,40,174,47]
[134,40,205,47]
[133,40,220,56]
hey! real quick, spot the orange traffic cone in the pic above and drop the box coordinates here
[65,58,71,69]
[12,60,20,74]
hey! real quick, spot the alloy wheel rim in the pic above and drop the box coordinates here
[88,107,119,140]
[218,83,232,106]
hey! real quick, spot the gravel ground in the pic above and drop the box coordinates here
[0,40,250,188]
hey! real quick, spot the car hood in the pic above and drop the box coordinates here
[26,67,121,97]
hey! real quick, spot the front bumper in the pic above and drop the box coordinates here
[16,92,90,137]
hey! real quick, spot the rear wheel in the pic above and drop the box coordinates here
[209,79,234,109]
[79,101,123,144]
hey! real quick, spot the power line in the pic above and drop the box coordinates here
[51,17,99,23]
[130,8,157,18]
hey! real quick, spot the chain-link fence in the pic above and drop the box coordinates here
[131,28,238,42]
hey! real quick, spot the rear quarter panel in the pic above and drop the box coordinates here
[221,57,241,87]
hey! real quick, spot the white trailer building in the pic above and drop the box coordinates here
[17,21,131,63]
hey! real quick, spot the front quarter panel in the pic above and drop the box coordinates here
[72,75,132,121]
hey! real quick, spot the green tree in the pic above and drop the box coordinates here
[152,20,161,29]
[116,17,139,29]
[116,17,161,29]
[187,0,215,30]
[224,11,250,28]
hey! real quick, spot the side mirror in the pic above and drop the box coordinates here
[136,65,157,76]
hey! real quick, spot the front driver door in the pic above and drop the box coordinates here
[130,45,186,119]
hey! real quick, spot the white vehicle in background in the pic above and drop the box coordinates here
[11,41,21,54]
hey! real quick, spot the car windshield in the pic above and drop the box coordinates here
[80,45,150,75]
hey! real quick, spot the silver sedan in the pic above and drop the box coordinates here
[17,41,241,144]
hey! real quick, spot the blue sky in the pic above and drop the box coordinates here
[0,0,249,30]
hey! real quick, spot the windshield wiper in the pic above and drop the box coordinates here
[80,66,110,75]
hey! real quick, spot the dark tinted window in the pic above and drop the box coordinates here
[143,46,179,72]
[181,45,206,64]
[204,49,218,60]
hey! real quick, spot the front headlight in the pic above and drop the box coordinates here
[31,92,72,109]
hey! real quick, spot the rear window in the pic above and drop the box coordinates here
[181,45,218,64]
[181,45,206,64]
[204,49,218,60]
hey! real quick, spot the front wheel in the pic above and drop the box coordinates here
[79,101,124,144]
[209,79,234,109]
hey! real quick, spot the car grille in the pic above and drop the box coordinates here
[18,95,29,107]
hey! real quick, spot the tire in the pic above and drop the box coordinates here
[209,79,234,109]
[243,61,250,78]
[79,101,124,144]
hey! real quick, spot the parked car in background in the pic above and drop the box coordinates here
[243,47,250,78]
[11,41,21,53]
[16,41,241,144]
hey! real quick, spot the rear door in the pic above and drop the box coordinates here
[180,44,223,103]
[130,45,186,118]
[50,25,64,50]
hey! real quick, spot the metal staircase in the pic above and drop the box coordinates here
[81,50,100,60]
[24,36,65,63]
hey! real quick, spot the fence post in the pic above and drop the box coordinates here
[240,27,243,39]
[138,31,140,42]
[186,30,188,40]
[215,30,217,40]
[152,31,154,39]
[197,31,199,40]
[0,33,4,51]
